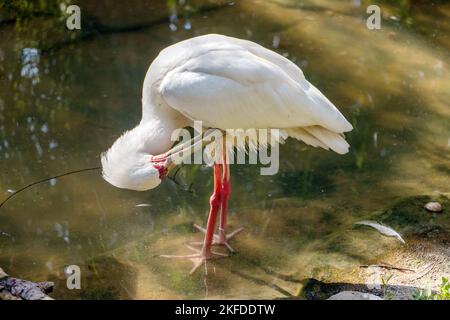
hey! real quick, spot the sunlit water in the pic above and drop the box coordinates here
[0,0,449,299]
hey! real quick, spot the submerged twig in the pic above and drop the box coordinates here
[360,264,415,273]
[0,156,198,210]
[0,167,101,209]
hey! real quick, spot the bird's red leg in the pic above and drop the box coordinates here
[202,163,223,256]
[217,152,244,252]
[161,163,227,274]
[193,152,244,253]
[218,161,231,244]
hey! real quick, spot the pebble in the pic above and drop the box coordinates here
[424,202,443,213]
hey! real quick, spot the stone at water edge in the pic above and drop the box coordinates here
[0,267,54,300]
[327,291,383,300]
[424,202,443,213]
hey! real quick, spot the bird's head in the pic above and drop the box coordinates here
[100,128,170,191]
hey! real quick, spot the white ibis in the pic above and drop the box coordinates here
[101,34,352,273]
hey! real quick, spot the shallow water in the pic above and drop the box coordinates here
[0,0,449,299]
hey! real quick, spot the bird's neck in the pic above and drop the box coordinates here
[137,104,187,156]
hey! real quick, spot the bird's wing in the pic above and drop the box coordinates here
[224,35,306,84]
[159,42,352,133]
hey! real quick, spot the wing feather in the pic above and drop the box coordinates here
[158,34,352,133]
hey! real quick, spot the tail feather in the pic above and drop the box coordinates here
[285,128,329,150]
[287,126,350,154]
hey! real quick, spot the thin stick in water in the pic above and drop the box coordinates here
[0,167,101,209]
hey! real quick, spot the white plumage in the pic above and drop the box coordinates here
[103,34,352,191]
[101,34,354,273]
[160,34,350,146]
[159,35,351,132]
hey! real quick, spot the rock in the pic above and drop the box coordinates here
[297,278,383,300]
[327,291,383,300]
[0,267,54,300]
[424,202,443,213]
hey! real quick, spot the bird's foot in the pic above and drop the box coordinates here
[160,245,228,274]
[190,224,244,253]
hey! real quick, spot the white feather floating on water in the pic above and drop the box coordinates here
[354,220,405,244]
[135,203,151,207]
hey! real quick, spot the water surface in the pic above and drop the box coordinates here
[0,0,449,299]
